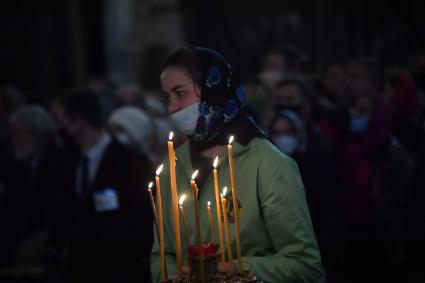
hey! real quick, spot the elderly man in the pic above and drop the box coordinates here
[0,106,66,268]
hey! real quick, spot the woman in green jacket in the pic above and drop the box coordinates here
[151,47,322,283]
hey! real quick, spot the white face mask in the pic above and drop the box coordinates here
[273,135,299,156]
[171,102,200,135]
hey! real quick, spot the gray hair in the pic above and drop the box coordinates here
[10,105,57,141]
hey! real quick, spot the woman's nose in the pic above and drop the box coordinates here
[168,100,181,114]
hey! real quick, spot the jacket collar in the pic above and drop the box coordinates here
[175,139,250,179]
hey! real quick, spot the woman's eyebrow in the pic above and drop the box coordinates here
[171,85,184,92]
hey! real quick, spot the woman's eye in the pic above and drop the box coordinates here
[176,91,185,98]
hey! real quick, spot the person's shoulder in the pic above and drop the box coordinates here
[108,139,152,166]
[247,137,301,177]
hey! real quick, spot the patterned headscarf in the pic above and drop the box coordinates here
[191,47,264,147]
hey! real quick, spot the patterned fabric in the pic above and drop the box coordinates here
[191,47,263,145]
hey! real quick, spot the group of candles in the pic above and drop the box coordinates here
[147,132,242,281]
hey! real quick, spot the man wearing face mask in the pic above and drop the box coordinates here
[53,89,154,283]
[268,109,344,283]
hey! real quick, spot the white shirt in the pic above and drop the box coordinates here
[76,133,112,196]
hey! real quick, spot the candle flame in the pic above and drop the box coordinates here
[156,164,164,176]
[222,186,228,197]
[228,136,234,145]
[191,170,199,180]
[207,201,211,207]
[148,182,154,189]
[169,131,174,141]
[213,156,219,168]
[179,194,186,206]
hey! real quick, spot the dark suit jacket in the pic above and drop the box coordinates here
[0,140,69,267]
[65,139,154,283]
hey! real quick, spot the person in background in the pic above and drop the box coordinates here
[409,52,425,113]
[384,65,422,156]
[0,106,66,269]
[0,86,26,133]
[50,96,78,149]
[245,45,304,127]
[316,63,350,147]
[54,88,154,283]
[108,105,166,163]
[343,92,412,283]
[269,110,307,156]
[405,124,425,283]
[115,84,177,151]
[116,84,168,117]
[0,86,26,154]
[268,109,343,283]
[258,45,303,90]
[273,77,341,165]
[273,77,314,123]
[150,47,322,283]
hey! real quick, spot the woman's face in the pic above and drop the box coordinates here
[160,66,201,114]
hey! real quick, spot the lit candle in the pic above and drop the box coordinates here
[207,201,215,243]
[147,182,160,243]
[213,157,226,264]
[155,164,167,281]
[221,187,235,273]
[191,170,206,282]
[167,132,182,274]
[190,170,202,248]
[228,136,242,272]
[178,194,190,248]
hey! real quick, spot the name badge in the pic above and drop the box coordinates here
[94,188,120,212]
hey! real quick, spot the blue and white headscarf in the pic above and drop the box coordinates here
[191,47,264,147]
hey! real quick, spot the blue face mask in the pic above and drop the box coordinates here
[273,135,299,156]
[350,116,369,134]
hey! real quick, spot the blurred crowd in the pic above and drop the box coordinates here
[0,45,424,283]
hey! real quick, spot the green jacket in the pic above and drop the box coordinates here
[151,138,322,283]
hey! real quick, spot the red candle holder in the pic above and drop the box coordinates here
[187,243,219,257]
[187,243,221,283]
[185,243,262,282]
